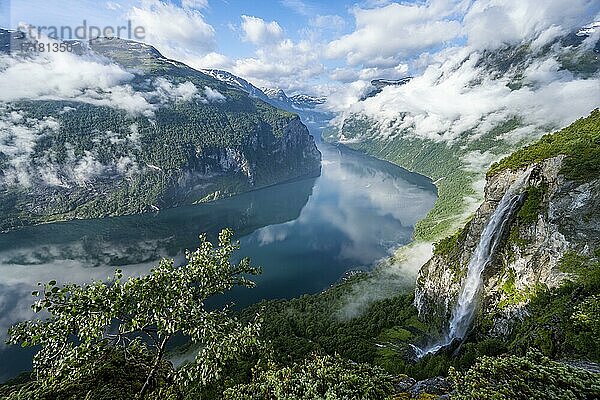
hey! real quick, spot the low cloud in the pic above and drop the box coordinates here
[464,0,597,50]
[203,86,226,103]
[0,110,59,187]
[330,42,600,147]
[0,48,226,189]
[0,48,158,116]
[338,242,434,320]
[153,77,200,102]
[0,111,144,188]
[72,150,107,185]
[0,51,133,101]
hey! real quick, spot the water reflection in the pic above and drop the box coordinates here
[0,140,436,381]
[231,143,437,305]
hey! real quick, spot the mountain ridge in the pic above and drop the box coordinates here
[0,31,322,231]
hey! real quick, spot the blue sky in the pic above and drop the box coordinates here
[4,0,353,61]
[2,0,599,95]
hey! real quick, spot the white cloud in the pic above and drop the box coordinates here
[330,64,409,83]
[321,0,598,96]
[203,86,226,102]
[330,42,600,146]
[461,150,499,172]
[231,39,324,93]
[0,111,59,187]
[0,51,132,101]
[240,15,284,44]
[280,0,317,16]
[326,0,466,66]
[464,0,597,49]
[0,48,159,116]
[309,14,346,31]
[72,151,106,185]
[181,0,208,9]
[105,1,122,10]
[153,77,200,102]
[128,0,216,60]
[187,52,232,70]
[115,155,140,177]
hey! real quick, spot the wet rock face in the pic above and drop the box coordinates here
[415,155,600,335]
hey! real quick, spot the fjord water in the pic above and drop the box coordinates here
[0,130,437,381]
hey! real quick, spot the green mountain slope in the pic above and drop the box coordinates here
[0,34,321,231]
[324,32,599,242]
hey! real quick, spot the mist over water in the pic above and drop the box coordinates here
[0,126,437,382]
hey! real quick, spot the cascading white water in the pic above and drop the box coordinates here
[419,169,532,356]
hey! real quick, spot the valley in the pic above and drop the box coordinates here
[0,2,599,398]
[0,124,437,382]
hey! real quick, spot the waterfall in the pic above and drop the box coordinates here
[419,169,532,356]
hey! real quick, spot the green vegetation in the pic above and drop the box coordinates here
[343,136,477,241]
[488,109,600,180]
[4,230,262,399]
[224,354,397,400]
[433,226,465,256]
[497,269,538,309]
[325,104,598,244]
[0,44,320,231]
[510,252,600,360]
[516,183,548,224]
[0,348,168,400]
[239,276,426,372]
[3,234,599,399]
[451,351,600,400]
[323,115,529,242]
[502,182,548,253]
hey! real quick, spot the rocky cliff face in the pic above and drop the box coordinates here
[2,115,320,231]
[186,116,321,202]
[415,155,600,336]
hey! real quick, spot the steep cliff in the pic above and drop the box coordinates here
[415,110,600,341]
[0,33,321,231]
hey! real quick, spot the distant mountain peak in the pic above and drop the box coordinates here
[289,94,327,108]
[201,69,328,114]
[361,77,413,100]
[577,21,600,37]
[199,69,267,100]
[261,87,289,101]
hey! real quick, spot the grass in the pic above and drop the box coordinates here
[516,184,548,224]
[488,109,600,180]
[433,226,465,256]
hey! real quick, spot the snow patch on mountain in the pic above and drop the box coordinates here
[200,68,327,113]
[577,21,600,36]
[199,69,267,100]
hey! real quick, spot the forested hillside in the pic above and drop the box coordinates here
[0,32,321,231]
[324,30,599,242]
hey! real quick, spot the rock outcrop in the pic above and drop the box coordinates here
[415,155,600,336]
